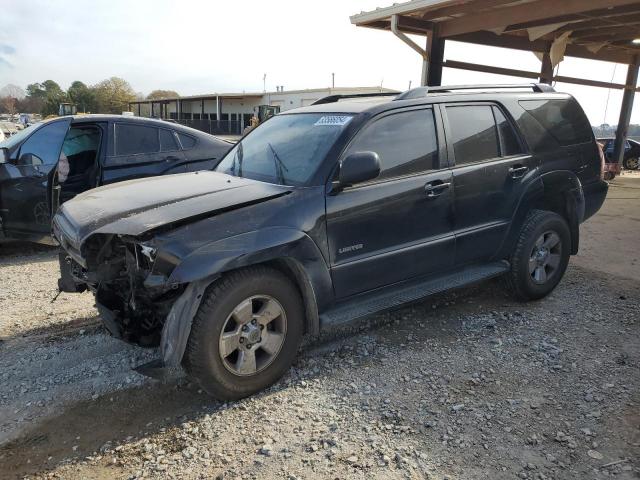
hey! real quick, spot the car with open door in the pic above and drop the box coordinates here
[598,136,640,177]
[53,84,608,400]
[0,115,232,243]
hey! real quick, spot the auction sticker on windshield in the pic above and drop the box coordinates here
[314,115,352,127]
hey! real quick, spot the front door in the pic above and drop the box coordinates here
[0,118,71,241]
[101,123,186,185]
[443,103,536,266]
[326,107,455,299]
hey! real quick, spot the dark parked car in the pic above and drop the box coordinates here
[53,84,608,400]
[0,115,231,243]
[597,137,640,173]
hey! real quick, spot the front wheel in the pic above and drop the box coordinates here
[504,210,571,301]
[184,266,304,400]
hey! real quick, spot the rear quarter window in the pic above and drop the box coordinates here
[519,98,593,146]
[178,133,197,149]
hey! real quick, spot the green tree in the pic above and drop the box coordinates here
[25,80,67,116]
[146,89,179,100]
[67,81,96,113]
[92,77,136,113]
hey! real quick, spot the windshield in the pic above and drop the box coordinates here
[215,113,353,185]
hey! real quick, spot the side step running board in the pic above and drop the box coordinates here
[319,261,509,329]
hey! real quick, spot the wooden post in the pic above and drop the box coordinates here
[540,51,553,85]
[426,27,445,86]
[613,58,640,166]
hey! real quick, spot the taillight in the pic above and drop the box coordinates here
[597,142,606,180]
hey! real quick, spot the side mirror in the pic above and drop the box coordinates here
[0,147,8,164]
[338,151,381,187]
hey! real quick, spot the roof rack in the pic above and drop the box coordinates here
[395,83,555,100]
[312,92,398,105]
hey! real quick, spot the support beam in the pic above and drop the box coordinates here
[613,59,640,166]
[441,59,640,90]
[427,28,445,86]
[540,52,553,85]
[390,14,429,85]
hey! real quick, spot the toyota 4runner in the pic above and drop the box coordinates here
[53,84,608,400]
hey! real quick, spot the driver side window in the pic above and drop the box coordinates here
[343,108,439,182]
[17,121,70,166]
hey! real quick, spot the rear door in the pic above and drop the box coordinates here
[326,106,455,298]
[100,122,186,185]
[443,103,534,266]
[0,118,71,240]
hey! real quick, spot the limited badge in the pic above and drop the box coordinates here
[314,115,352,126]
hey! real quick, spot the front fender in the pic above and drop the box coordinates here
[157,228,333,368]
[168,227,331,294]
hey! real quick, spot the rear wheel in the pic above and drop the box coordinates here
[504,210,570,301]
[184,266,303,400]
[623,157,639,170]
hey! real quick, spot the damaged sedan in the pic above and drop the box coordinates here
[54,86,608,399]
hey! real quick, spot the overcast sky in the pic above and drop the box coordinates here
[1,0,638,125]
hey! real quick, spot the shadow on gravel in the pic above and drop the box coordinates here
[0,380,215,479]
[0,241,57,259]
[0,314,102,343]
[0,280,509,479]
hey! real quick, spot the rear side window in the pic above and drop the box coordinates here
[178,133,197,149]
[446,105,499,165]
[115,124,159,156]
[345,108,438,181]
[519,98,592,146]
[160,129,178,152]
[493,106,523,156]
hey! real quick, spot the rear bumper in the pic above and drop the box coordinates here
[583,180,608,222]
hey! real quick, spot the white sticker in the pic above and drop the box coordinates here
[314,115,352,127]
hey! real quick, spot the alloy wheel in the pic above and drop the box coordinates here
[218,295,287,376]
[529,231,562,285]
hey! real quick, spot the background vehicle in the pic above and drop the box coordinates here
[0,115,232,244]
[54,84,608,400]
[598,137,640,176]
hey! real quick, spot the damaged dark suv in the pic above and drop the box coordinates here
[54,84,608,400]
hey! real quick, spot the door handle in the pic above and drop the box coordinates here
[508,165,528,179]
[424,181,451,198]
[164,155,181,162]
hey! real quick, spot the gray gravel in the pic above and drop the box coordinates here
[0,177,638,479]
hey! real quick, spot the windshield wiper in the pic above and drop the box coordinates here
[267,142,288,185]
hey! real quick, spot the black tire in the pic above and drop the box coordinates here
[623,157,639,170]
[184,266,304,400]
[504,209,571,301]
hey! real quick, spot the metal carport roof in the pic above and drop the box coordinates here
[351,0,640,165]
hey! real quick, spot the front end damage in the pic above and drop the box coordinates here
[58,233,210,370]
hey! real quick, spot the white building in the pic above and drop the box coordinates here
[129,86,398,135]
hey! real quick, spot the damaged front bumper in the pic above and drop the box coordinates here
[56,232,216,376]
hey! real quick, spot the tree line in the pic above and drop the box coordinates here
[0,79,179,117]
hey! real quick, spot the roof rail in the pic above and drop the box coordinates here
[395,83,555,100]
[312,92,398,105]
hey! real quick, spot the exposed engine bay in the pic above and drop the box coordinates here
[59,234,184,347]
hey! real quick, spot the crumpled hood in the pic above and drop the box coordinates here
[54,171,291,246]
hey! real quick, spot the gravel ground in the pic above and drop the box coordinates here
[0,174,638,480]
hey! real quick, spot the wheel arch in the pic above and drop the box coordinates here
[497,171,584,259]
[158,228,332,367]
